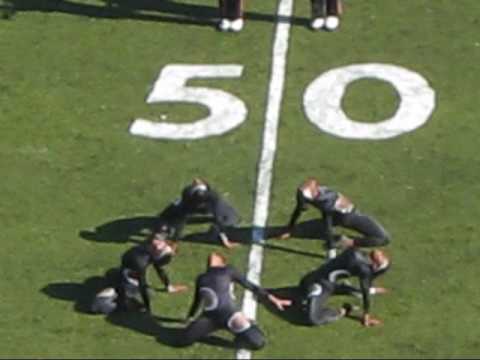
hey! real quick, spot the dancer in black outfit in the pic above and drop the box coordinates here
[281,178,390,258]
[91,234,187,314]
[156,178,241,248]
[174,252,291,350]
[299,248,390,327]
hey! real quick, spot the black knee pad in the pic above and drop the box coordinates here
[235,325,265,351]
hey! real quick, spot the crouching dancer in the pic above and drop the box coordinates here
[175,252,291,350]
[91,234,187,314]
[299,248,390,327]
[156,178,241,249]
[281,178,390,259]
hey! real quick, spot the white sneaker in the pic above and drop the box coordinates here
[230,18,244,32]
[325,16,340,31]
[218,18,231,32]
[310,17,325,30]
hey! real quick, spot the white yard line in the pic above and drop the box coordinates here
[236,1,294,359]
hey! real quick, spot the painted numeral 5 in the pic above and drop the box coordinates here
[130,64,247,140]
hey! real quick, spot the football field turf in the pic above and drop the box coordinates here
[1,0,480,358]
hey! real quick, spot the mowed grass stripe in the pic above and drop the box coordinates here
[259,0,480,358]
[0,0,280,357]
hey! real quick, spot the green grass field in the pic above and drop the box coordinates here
[1,0,480,358]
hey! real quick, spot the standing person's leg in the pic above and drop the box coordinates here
[218,0,245,32]
[326,0,342,15]
[219,0,228,18]
[218,0,231,31]
[339,211,390,247]
[311,0,326,18]
[325,0,342,31]
[310,0,326,30]
[229,0,245,32]
[227,0,244,20]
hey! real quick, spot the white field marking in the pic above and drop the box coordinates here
[236,0,294,359]
[130,65,247,140]
[303,63,436,140]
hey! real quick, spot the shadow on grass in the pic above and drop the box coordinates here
[106,312,238,350]
[79,212,329,256]
[80,213,328,258]
[41,269,243,349]
[2,0,309,27]
[179,225,326,259]
[40,268,121,314]
[78,214,218,245]
[263,286,312,326]
[79,215,157,244]
[170,219,328,260]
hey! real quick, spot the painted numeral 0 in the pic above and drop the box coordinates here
[303,63,436,140]
[131,63,436,140]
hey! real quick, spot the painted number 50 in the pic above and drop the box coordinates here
[130,63,435,140]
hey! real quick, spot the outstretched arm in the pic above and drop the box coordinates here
[231,267,269,299]
[281,191,307,239]
[231,267,291,310]
[153,263,171,290]
[358,275,382,327]
[138,273,151,313]
[323,211,335,250]
[186,280,202,320]
[359,275,372,315]
[218,231,239,249]
[153,263,187,293]
[266,293,292,311]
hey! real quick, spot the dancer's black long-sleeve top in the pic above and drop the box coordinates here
[287,186,354,248]
[300,248,389,314]
[120,244,172,312]
[187,266,268,324]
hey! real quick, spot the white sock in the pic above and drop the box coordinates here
[230,18,244,32]
[219,18,231,32]
[310,17,325,30]
[325,16,340,31]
